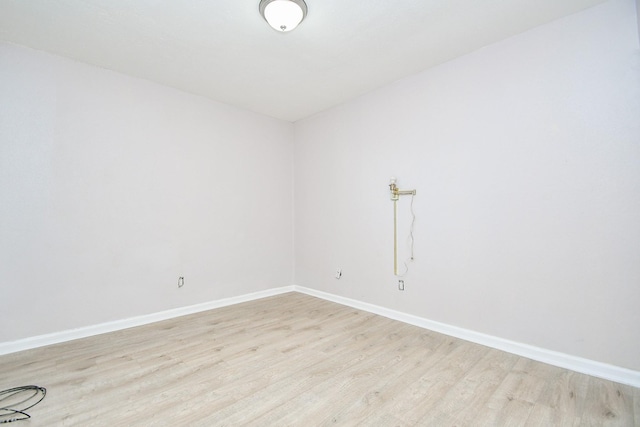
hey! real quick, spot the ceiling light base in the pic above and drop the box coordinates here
[259,0,307,32]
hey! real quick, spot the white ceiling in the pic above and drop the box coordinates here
[0,0,608,122]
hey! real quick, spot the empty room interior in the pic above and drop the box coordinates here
[1,0,639,425]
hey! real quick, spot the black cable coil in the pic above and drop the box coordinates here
[0,386,46,424]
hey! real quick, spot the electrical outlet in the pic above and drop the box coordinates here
[398,280,404,291]
[335,269,342,279]
[178,277,184,288]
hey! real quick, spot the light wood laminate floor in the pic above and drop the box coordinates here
[1,292,638,426]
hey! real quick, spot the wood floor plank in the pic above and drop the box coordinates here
[635,386,640,426]
[395,340,493,425]
[431,348,521,425]
[207,317,406,424]
[578,377,636,426]
[524,369,591,426]
[470,357,552,426]
[252,324,438,425]
[0,292,637,426]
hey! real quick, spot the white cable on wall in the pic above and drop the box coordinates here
[396,193,416,277]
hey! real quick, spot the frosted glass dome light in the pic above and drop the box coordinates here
[259,0,307,32]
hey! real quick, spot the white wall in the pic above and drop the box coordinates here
[637,0,640,42]
[0,43,294,342]
[294,0,640,370]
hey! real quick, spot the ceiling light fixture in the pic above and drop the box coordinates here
[259,0,307,32]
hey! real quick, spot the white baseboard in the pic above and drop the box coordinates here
[2,284,638,388]
[293,285,640,388]
[0,286,294,356]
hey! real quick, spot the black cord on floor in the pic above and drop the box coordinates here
[0,386,46,423]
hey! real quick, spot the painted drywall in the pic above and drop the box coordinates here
[0,43,294,342]
[637,0,640,42]
[294,0,640,371]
